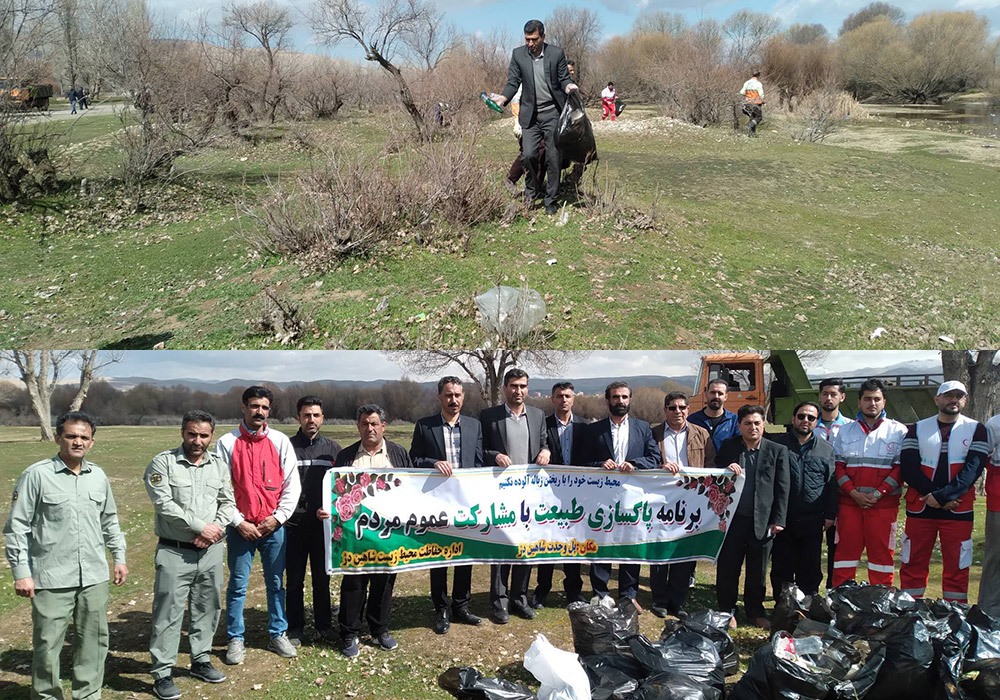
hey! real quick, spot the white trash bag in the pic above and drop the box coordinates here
[523,633,591,700]
[474,286,546,338]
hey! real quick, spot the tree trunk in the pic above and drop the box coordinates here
[69,350,99,411]
[369,50,428,141]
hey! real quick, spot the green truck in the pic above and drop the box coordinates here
[690,350,942,425]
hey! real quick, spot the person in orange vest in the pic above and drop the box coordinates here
[739,70,765,136]
[899,381,989,603]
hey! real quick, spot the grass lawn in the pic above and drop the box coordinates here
[2,106,998,349]
[0,425,989,699]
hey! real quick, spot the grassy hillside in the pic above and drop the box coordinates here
[2,107,999,349]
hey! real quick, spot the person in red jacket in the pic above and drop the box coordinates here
[981,412,1000,616]
[831,379,906,587]
[899,381,988,603]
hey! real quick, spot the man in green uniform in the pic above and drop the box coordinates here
[4,411,128,700]
[145,411,236,700]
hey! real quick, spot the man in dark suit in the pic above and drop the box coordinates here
[531,382,587,609]
[410,376,485,635]
[584,381,661,604]
[479,368,551,623]
[496,19,578,215]
[649,391,717,618]
[715,404,790,630]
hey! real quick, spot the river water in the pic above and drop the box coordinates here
[865,100,999,137]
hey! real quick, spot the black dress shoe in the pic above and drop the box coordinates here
[433,609,450,635]
[650,605,669,618]
[491,609,510,624]
[452,608,483,626]
[545,204,558,215]
[510,602,536,620]
[530,596,545,610]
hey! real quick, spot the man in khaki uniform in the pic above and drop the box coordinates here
[145,411,235,700]
[4,411,128,700]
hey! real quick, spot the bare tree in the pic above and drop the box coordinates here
[224,0,293,124]
[465,27,510,93]
[786,23,828,45]
[544,5,602,88]
[310,0,433,141]
[839,2,905,36]
[723,9,780,68]
[400,1,454,71]
[941,350,1000,424]
[0,0,57,76]
[1,351,123,441]
[385,350,589,406]
[56,0,81,89]
[632,11,686,36]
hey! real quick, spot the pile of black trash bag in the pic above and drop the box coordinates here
[732,582,1000,700]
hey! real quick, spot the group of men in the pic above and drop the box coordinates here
[6,372,1000,699]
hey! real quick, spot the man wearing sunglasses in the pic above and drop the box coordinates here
[770,402,836,598]
[649,392,716,617]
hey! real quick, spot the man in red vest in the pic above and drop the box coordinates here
[900,381,989,603]
[216,386,300,664]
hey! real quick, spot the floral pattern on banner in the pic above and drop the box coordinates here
[330,472,401,550]
[678,474,738,532]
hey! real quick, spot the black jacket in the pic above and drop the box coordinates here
[545,413,587,466]
[773,431,837,521]
[289,430,342,527]
[409,414,484,469]
[716,436,790,539]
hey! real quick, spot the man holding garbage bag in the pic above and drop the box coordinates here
[494,19,578,215]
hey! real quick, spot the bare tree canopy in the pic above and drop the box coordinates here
[786,23,828,45]
[543,5,602,88]
[310,0,434,140]
[224,0,294,123]
[722,9,779,67]
[632,11,686,36]
[839,2,906,36]
[0,350,123,441]
[941,350,1000,424]
[385,350,590,406]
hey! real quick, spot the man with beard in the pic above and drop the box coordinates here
[583,381,660,605]
[216,386,300,664]
[333,404,414,657]
[690,379,740,452]
[145,411,235,699]
[531,382,587,609]
[410,377,485,634]
[715,405,789,629]
[286,396,342,648]
[815,378,853,588]
[649,392,715,617]
[900,382,989,603]
[480,369,550,623]
[831,379,906,587]
[769,402,836,598]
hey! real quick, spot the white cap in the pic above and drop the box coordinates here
[936,380,967,396]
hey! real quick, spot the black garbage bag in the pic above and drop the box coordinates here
[831,645,886,700]
[773,584,811,633]
[614,99,625,117]
[555,91,596,165]
[730,633,833,700]
[438,667,536,700]
[634,671,721,700]
[962,659,1000,700]
[665,609,740,677]
[628,631,725,696]
[829,583,919,638]
[865,617,936,700]
[932,612,972,700]
[966,605,1000,669]
[567,601,638,656]
[580,654,646,700]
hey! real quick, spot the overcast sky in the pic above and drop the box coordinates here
[49,350,941,384]
[148,0,999,54]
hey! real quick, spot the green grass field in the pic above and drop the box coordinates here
[0,425,988,699]
[2,107,999,349]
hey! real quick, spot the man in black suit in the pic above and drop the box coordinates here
[479,368,551,623]
[496,19,578,215]
[715,404,790,630]
[531,382,587,609]
[410,376,485,635]
[584,381,661,604]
